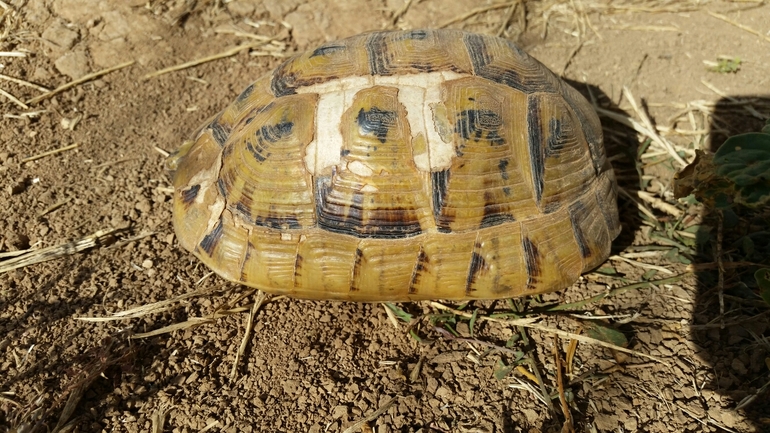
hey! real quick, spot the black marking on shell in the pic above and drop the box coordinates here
[408,247,428,294]
[545,117,565,157]
[480,208,516,228]
[209,119,230,147]
[522,236,541,291]
[245,120,294,163]
[180,184,200,206]
[293,253,303,281]
[315,177,422,238]
[340,149,351,156]
[239,241,254,282]
[270,60,298,97]
[569,200,592,259]
[232,183,255,222]
[431,169,452,233]
[455,110,504,146]
[216,178,227,197]
[366,32,391,76]
[254,214,302,230]
[463,33,555,93]
[527,97,545,205]
[465,249,487,295]
[311,44,346,57]
[350,248,364,291]
[235,83,255,103]
[399,29,429,40]
[357,108,396,143]
[498,159,510,180]
[199,218,224,256]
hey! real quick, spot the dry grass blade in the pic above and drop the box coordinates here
[27,61,135,105]
[0,228,120,274]
[553,335,574,432]
[622,86,688,167]
[341,396,399,433]
[0,72,50,91]
[609,255,675,275]
[21,143,79,163]
[0,86,28,108]
[438,2,517,28]
[636,190,683,218]
[142,43,262,80]
[78,289,214,321]
[230,290,267,381]
[389,0,413,26]
[429,301,540,326]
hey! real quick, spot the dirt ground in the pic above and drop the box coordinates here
[2,0,770,432]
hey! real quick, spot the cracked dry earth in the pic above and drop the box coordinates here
[1,1,770,432]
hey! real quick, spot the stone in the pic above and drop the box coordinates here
[42,19,80,50]
[54,50,90,79]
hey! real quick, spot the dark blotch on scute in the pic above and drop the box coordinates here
[245,121,294,163]
[180,184,200,206]
[431,169,453,232]
[235,84,255,103]
[455,110,504,145]
[569,200,592,259]
[522,236,541,290]
[498,159,510,180]
[209,119,230,147]
[199,218,225,256]
[356,107,396,143]
[527,97,545,204]
[546,117,565,156]
[311,44,346,57]
[400,29,428,40]
[465,251,487,294]
[408,248,429,294]
[254,214,302,230]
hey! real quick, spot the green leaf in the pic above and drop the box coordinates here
[469,309,479,338]
[755,268,770,306]
[494,359,514,380]
[583,322,628,348]
[384,302,413,322]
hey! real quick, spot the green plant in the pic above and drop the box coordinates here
[707,57,741,74]
[674,120,770,208]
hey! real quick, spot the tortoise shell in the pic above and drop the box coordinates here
[167,29,621,302]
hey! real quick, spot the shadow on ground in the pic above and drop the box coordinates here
[691,96,770,431]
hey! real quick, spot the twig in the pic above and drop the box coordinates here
[230,290,267,382]
[636,190,682,218]
[622,86,688,167]
[0,87,28,109]
[27,61,135,105]
[341,396,399,433]
[390,0,413,26]
[496,1,518,37]
[0,228,121,274]
[0,73,50,92]
[553,335,574,432]
[142,44,261,80]
[609,255,675,275]
[21,143,79,163]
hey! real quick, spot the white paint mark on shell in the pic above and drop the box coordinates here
[297,72,467,175]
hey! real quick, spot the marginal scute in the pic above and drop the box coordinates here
[463,33,560,94]
[169,29,621,302]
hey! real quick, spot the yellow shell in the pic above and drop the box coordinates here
[167,29,621,301]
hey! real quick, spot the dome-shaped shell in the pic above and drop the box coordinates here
[167,29,620,301]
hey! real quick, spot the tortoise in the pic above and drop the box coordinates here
[167,29,621,302]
